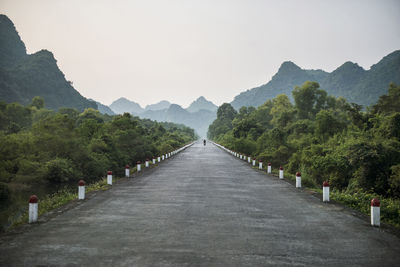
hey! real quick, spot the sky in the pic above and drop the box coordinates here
[1,0,399,108]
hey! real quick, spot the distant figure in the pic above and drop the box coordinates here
[203,139,206,146]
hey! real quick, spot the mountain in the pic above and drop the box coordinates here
[231,50,400,109]
[145,100,171,111]
[109,97,144,114]
[0,15,97,111]
[91,100,115,115]
[186,96,218,113]
[140,104,216,137]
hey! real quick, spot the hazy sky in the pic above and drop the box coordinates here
[1,0,399,107]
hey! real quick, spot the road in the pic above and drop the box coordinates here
[1,142,400,266]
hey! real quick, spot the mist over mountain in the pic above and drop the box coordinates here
[108,96,218,137]
[109,97,144,114]
[145,100,171,111]
[187,96,218,113]
[231,50,400,109]
[0,15,97,111]
[90,100,115,115]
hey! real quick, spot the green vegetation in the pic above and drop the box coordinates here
[0,97,196,231]
[209,82,400,227]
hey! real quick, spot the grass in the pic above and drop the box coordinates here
[9,177,112,229]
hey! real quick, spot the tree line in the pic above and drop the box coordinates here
[0,97,196,229]
[208,82,400,199]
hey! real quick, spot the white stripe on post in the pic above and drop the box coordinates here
[28,195,38,223]
[125,165,130,177]
[252,158,256,166]
[323,181,330,202]
[145,159,149,168]
[296,172,301,188]
[137,161,141,172]
[153,158,156,164]
[162,155,165,160]
[259,160,263,170]
[248,157,251,163]
[267,163,271,173]
[158,156,161,162]
[78,180,85,200]
[371,198,380,227]
[279,166,284,179]
[107,171,112,185]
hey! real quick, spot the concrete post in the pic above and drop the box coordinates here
[78,180,85,200]
[259,160,263,170]
[279,166,284,179]
[240,154,243,160]
[125,165,130,177]
[107,171,112,185]
[152,158,156,164]
[158,156,161,163]
[267,162,271,174]
[162,155,165,160]
[145,159,149,168]
[137,161,141,172]
[296,172,301,188]
[28,195,38,223]
[248,157,251,163]
[252,158,256,166]
[371,198,380,227]
[323,181,330,202]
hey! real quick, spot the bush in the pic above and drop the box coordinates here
[44,158,78,183]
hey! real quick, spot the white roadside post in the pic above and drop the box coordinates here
[259,160,263,170]
[158,156,161,163]
[279,166,284,179]
[152,157,156,164]
[78,180,85,200]
[28,195,38,223]
[323,181,330,202]
[162,155,165,160]
[145,159,149,168]
[267,162,272,174]
[240,154,242,160]
[107,171,112,185]
[137,161,141,172]
[252,158,256,167]
[371,198,380,227]
[248,157,251,164]
[296,172,301,188]
[125,165,130,177]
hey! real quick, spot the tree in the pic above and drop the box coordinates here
[30,96,45,109]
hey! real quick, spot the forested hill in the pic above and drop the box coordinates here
[0,15,97,111]
[231,50,400,110]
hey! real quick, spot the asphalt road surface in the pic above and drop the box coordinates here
[1,142,400,266]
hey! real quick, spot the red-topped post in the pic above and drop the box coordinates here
[78,180,85,200]
[29,195,38,223]
[296,172,301,188]
[371,198,380,227]
[145,159,149,168]
[152,157,156,164]
[259,160,263,170]
[279,166,284,179]
[137,161,141,172]
[252,158,256,166]
[158,156,161,163]
[125,165,130,177]
[267,162,272,174]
